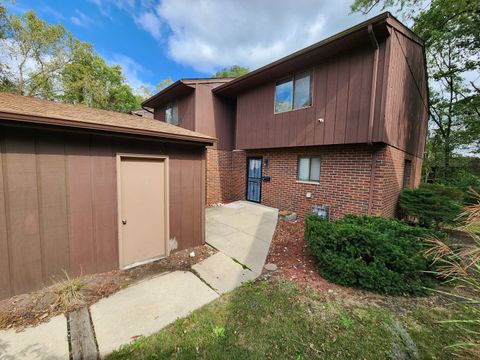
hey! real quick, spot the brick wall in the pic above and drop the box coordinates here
[372,145,422,217]
[206,144,422,219]
[206,147,232,204]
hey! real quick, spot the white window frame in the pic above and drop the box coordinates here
[297,156,320,183]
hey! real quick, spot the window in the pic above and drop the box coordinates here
[297,156,320,182]
[274,71,312,113]
[165,103,178,125]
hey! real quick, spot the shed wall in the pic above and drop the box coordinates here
[0,123,205,299]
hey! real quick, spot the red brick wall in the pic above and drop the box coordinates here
[206,147,232,204]
[206,144,422,219]
[371,145,422,218]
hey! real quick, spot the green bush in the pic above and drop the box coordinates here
[399,183,463,227]
[305,215,436,295]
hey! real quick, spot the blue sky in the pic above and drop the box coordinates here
[6,0,382,93]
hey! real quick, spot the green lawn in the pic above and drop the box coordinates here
[106,279,467,359]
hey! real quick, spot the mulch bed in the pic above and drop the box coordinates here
[0,245,216,331]
[264,218,452,312]
[265,218,342,293]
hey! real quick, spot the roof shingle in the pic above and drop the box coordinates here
[0,92,215,144]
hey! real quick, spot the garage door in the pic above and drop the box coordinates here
[118,156,168,269]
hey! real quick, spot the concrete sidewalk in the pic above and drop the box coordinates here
[194,201,278,293]
[0,201,278,359]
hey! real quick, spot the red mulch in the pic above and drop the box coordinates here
[265,219,343,293]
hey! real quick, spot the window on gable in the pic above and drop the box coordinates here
[297,156,320,182]
[165,103,178,125]
[274,71,312,113]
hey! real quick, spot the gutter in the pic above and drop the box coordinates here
[367,24,379,145]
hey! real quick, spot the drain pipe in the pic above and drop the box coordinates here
[367,24,379,145]
[367,24,379,214]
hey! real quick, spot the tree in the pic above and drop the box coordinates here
[0,10,74,98]
[60,42,140,112]
[351,0,480,180]
[0,8,140,113]
[156,77,173,91]
[213,65,249,78]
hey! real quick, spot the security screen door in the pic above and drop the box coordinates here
[246,157,262,203]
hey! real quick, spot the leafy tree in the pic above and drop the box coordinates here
[156,77,173,91]
[352,0,480,181]
[0,8,140,113]
[213,65,249,78]
[0,10,74,97]
[60,42,140,112]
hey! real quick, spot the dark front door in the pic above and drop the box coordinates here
[246,157,262,203]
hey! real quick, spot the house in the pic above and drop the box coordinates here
[143,12,428,219]
[0,92,214,299]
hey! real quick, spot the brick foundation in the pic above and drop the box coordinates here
[206,144,421,219]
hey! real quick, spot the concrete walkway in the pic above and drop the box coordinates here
[194,201,278,292]
[0,201,278,359]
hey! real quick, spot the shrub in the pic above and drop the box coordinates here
[399,183,463,227]
[305,215,436,295]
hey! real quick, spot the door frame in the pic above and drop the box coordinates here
[245,156,263,203]
[116,154,170,269]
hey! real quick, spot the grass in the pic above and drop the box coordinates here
[54,271,85,310]
[106,279,468,360]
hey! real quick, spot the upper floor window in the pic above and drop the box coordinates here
[165,103,178,125]
[274,71,312,113]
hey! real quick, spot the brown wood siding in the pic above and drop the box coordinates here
[383,29,428,157]
[0,123,206,298]
[196,84,235,150]
[235,45,381,149]
[153,92,196,131]
[234,32,426,156]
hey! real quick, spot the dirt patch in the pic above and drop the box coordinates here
[0,245,216,331]
[263,219,452,313]
[264,219,342,293]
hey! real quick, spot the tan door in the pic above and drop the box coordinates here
[119,157,167,269]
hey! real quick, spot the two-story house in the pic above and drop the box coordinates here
[142,12,428,220]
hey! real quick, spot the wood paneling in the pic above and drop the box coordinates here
[3,128,43,294]
[235,45,381,149]
[0,123,206,299]
[0,132,11,298]
[235,32,427,157]
[154,92,195,131]
[36,130,69,283]
[383,28,428,157]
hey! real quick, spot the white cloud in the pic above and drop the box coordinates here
[70,10,93,28]
[129,0,376,73]
[134,12,163,40]
[103,53,154,94]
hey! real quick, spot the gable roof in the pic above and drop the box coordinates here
[142,78,234,108]
[214,12,423,98]
[0,92,215,144]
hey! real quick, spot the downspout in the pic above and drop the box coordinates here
[367,24,379,145]
[367,24,379,215]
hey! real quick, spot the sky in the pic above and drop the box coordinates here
[6,0,384,93]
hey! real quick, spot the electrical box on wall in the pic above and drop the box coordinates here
[262,176,271,182]
[312,204,331,222]
[306,192,312,198]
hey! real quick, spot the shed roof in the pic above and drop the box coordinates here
[0,92,215,144]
